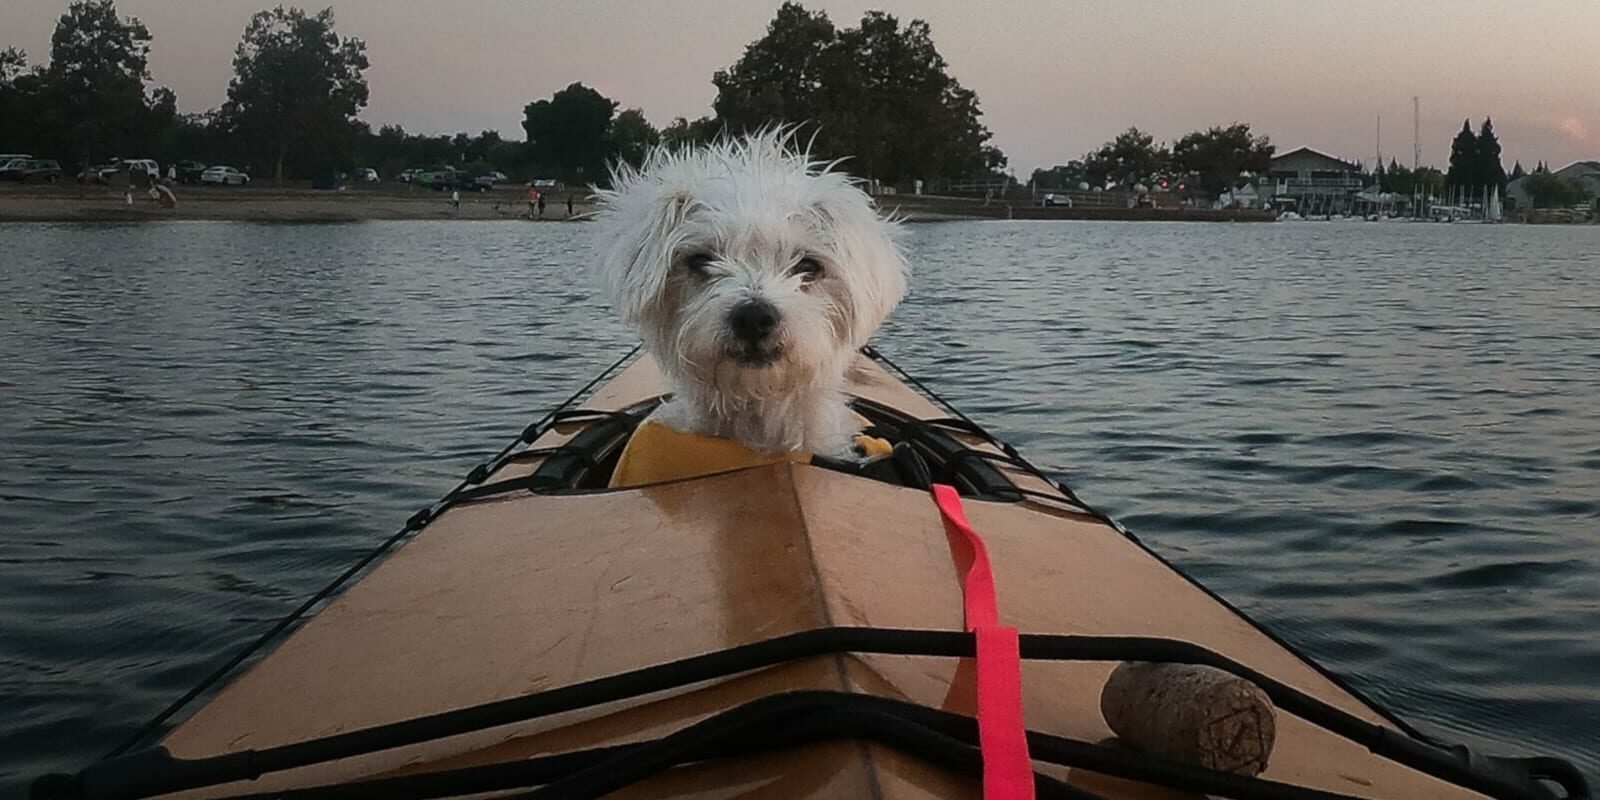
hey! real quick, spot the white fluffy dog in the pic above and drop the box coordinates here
[592,131,909,457]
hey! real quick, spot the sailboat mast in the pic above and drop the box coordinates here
[1413,96,1421,171]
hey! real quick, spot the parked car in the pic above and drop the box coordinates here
[19,159,63,183]
[418,166,457,189]
[483,171,508,182]
[397,168,421,183]
[357,167,379,183]
[0,157,33,181]
[121,159,160,180]
[173,160,208,184]
[77,162,120,184]
[1041,193,1071,207]
[200,165,250,185]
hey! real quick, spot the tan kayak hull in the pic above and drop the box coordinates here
[159,355,1485,799]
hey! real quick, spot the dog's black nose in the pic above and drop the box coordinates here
[728,300,779,343]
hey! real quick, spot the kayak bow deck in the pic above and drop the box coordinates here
[35,350,1587,800]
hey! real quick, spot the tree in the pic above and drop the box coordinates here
[1030,161,1087,191]
[1083,127,1169,188]
[0,47,25,84]
[522,82,616,181]
[1412,166,1446,197]
[43,0,154,170]
[1475,117,1507,192]
[0,48,40,153]
[1446,119,1477,189]
[712,3,836,133]
[609,108,659,168]
[1169,123,1273,197]
[220,6,369,184]
[712,3,1002,184]
[1382,157,1404,193]
[660,116,721,150]
[1521,172,1592,209]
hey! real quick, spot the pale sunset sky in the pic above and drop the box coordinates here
[2,0,1596,174]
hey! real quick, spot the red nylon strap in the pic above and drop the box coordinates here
[931,483,1035,800]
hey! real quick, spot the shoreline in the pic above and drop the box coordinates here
[0,183,1285,223]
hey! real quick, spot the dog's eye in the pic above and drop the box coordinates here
[685,252,715,273]
[791,257,824,280]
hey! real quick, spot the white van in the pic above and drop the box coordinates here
[121,159,160,177]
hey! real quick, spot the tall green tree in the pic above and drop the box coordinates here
[712,3,1003,184]
[1475,117,1507,192]
[1445,119,1478,189]
[609,108,659,168]
[1083,127,1169,188]
[1509,160,1526,181]
[43,0,155,170]
[220,6,369,184]
[1169,123,1273,197]
[522,82,616,181]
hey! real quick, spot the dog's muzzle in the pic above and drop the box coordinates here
[726,300,782,366]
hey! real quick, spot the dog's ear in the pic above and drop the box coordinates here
[816,196,910,347]
[593,185,692,325]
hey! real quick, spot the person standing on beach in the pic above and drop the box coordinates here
[527,187,538,219]
[566,194,574,217]
[537,192,547,218]
[451,188,460,210]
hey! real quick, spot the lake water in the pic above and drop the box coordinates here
[2,219,1597,790]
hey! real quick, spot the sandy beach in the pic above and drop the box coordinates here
[0,182,601,222]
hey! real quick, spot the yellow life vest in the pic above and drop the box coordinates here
[609,419,893,488]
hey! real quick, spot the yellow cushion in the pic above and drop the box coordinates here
[609,419,892,488]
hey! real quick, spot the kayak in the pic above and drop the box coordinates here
[34,347,1586,800]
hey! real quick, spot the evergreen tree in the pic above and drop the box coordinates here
[1475,117,1507,191]
[1509,160,1526,181]
[1446,119,1477,189]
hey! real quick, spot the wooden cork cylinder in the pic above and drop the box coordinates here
[1099,661,1277,776]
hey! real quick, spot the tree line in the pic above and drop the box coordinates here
[1030,124,1276,198]
[1032,115,1574,204]
[0,0,1002,187]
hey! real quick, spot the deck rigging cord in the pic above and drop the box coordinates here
[32,629,1587,800]
[35,342,1588,800]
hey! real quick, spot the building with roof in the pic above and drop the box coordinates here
[1505,160,1600,213]
[1269,147,1363,214]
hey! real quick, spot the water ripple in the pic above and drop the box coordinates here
[0,219,1596,788]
